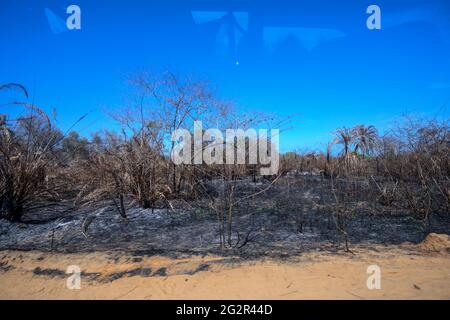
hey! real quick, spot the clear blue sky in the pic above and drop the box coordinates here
[1,0,450,152]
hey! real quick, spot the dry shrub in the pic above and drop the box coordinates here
[70,72,233,219]
[72,130,171,217]
[378,117,449,220]
[0,89,62,221]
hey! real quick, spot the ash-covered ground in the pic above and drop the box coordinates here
[1,176,449,258]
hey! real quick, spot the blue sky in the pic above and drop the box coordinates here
[1,0,450,152]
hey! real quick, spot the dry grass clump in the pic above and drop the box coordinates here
[0,85,64,221]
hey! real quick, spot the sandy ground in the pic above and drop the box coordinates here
[1,234,450,300]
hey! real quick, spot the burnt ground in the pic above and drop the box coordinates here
[1,176,450,259]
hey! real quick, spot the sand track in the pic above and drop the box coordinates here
[1,236,450,299]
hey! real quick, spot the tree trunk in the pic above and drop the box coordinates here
[227,204,233,246]
[119,194,127,219]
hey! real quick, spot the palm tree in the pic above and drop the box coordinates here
[352,125,378,157]
[332,127,353,158]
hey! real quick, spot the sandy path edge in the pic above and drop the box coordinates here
[1,244,450,299]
